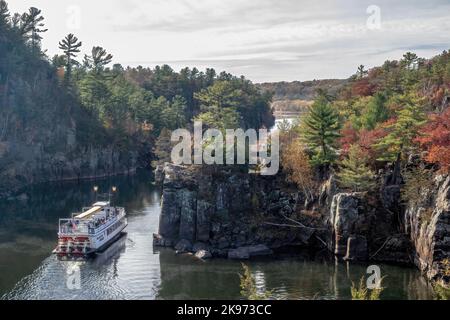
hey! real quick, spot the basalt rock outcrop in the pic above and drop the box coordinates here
[328,191,411,264]
[154,163,450,287]
[404,175,450,288]
[153,163,326,258]
[0,32,142,199]
[0,140,138,199]
[328,172,450,287]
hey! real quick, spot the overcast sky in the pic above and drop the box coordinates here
[8,0,450,82]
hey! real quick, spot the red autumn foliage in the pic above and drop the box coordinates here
[416,108,450,172]
[359,127,387,160]
[339,122,388,163]
[339,123,358,155]
[351,78,376,97]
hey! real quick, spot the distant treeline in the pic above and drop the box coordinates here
[258,79,348,101]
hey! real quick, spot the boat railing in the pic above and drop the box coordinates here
[58,219,90,235]
[59,207,126,235]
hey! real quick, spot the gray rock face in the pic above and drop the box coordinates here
[192,242,208,252]
[195,250,212,260]
[196,200,212,242]
[0,141,138,199]
[329,189,413,264]
[154,163,321,256]
[175,239,193,254]
[154,164,165,184]
[344,236,368,261]
[405,175,450,287]
[179,190,197,242]
[330,193,365,257]
[153,233,175,247]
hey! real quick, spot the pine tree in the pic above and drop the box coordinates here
[152,128,173,167]
[401,52,418,69]
[337,144,376,192]
[21,7,47,52]
[84,46,113,72]
[375,94,426,162]
[58,33,82,84]
[357,65,368,79]
[160,95,187,129]
[301,92,341,167]
[0,0,10,31]
[361,92,389,130]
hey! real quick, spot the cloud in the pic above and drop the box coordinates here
[7,0,450,82]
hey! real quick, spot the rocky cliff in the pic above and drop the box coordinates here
[0,23,143,199]
[0,72,140,199]
[153,164,327,259]
[0,130,138,199]
[328,171,450,288]
[155,163,450,288]
[404,175,450,288]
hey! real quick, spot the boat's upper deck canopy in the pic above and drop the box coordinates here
[93,201,110,207]
[75,201,110,220]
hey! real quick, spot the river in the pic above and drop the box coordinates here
[0,172,437,300]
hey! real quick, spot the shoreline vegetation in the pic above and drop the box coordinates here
[1,0,450,299]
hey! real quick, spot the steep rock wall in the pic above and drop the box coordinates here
[405,175,450,287]
[154,164,326,257]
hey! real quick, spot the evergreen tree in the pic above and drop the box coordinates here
[401,52,418,69]
[337,144,376,192]
[194,80,242,131]
[195,107,240,133]
[152,128,173,167]
[21,7,47,52]
[0,0,10,31]
[361,92,389,130]
[301,92,341,167]
[357,65,368,79]
[375,94,426,162]
[84,46,113,72]
[58,33,82,84]
[194,80,241,111]
[160,95,187,129]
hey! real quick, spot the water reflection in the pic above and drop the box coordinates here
[0,171,438,300]
[155,250,436,300]
[0,172,157,297]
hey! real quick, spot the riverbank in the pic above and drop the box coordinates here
[153,163,450,291]
[0,174,437,300]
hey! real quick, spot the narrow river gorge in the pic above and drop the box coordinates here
[0,173,437,300]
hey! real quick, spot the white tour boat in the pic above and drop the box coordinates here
[53,200,127,256]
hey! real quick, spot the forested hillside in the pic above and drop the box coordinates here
[281,52,450,189]
[0,1,273,198]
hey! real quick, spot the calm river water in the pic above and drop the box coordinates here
[0,172,437,300]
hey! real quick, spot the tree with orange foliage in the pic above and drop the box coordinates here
[351,78,375,97]
[416,108,450,172]
[281,139,315,199]
[339,122,387,165]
